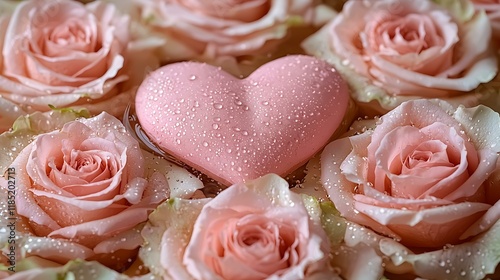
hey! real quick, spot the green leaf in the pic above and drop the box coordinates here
[320,201,347,246]
[286,15,306,27]
[47,105,91,117]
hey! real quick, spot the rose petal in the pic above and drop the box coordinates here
[48,203,152,239]
[14,151,62,230]
[355,200,489,227]
[291,153,329,202]
[355,184,453,210]
[93,223,145,254]
[30,177,147,211]
[462,193,500,239]
[19,236,94,263]
[379,219,500,279]
[140,198,210,279]
[331,243,384,280]
[142,151,203,199]
[322,137,397,238]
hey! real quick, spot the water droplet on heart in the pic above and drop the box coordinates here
[202,141,209,147]
[234,100,243,106]
[226,148,232,153]
[261,101,269,106]
[189,75,197,81]
[175,139,181,144]
[212,123,219,129]
[243,106,249,111]
[214,103,223,110]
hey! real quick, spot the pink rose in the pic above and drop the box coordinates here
[140,174,338,280]
[0,0,156,122]
[0,112,202,272]
[131,0,325,75]
[303,0,498,114]
[472,0,500,38]
[320,99,500,278]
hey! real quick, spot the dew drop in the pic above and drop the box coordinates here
[214,103,223,110]
[189,75,197,81]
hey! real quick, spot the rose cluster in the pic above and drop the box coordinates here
[0,0,499,280]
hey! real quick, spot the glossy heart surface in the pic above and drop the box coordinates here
[135,55,349,185]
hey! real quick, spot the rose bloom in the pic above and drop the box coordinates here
[320,99,500,279]
[140,174,339,280]
[472,0,500,38]
[0,0,156,126]
[303,0,498,114]
[0,112,203,273]
[129,0,326,75]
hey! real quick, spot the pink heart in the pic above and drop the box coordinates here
[135,55,349,185]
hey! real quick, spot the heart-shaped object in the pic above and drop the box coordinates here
[135,55,349,185]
